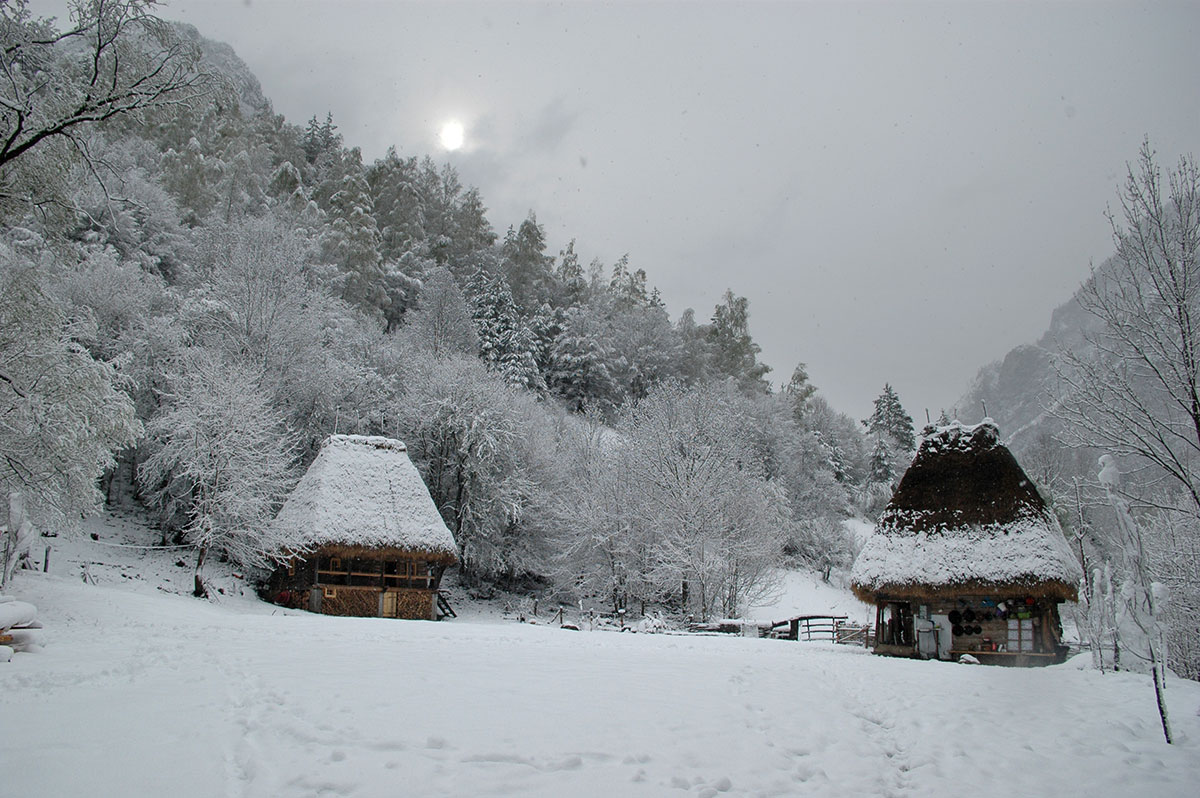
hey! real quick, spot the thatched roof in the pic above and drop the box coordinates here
[272,435,458,563]
[850,421,1081,603]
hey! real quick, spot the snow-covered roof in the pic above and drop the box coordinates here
[850,421,1082,601]
[272,435,458,560]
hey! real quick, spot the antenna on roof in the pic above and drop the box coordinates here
[981,400,988,419]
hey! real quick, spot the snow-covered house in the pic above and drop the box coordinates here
[265,435,458,620]
[850,421,1082,665]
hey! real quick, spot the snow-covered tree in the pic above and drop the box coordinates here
[547,305,621,413]
[139,349,299,597]
[465,268,543,391]
[322,169,387,312]
[394,352,539,582]
[706,290,771,394]
[398,266,477,359]
[501,211,556,314]
[862,383,916,490]
[867,434,895,485]
[0,250,140,550]
[619,381,786,619]
[784,363,817,422]
[302,112,341,164]
[548,413,646,612]
[863,383,916,452]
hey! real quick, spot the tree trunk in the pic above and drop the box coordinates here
[1153,659,1173,744]
[193,546,209,598]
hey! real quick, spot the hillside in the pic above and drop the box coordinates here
[953,256,1109,451]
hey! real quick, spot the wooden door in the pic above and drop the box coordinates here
[382,591,398,618]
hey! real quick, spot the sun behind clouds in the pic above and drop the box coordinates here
[439,119,465,151]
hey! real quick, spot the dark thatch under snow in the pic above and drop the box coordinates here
[851,421,1082,604]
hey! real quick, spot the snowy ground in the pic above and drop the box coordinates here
[3,514,1200,797]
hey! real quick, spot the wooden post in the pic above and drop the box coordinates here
[43,545,50,573]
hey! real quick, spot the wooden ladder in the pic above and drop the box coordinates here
[436,592,457,619]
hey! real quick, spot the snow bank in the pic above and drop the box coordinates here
[0,600,36,630]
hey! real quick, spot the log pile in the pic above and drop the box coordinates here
[0,595,43,662]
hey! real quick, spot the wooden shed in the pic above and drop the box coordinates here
[264,435,458,620]
[850,421,1082,665]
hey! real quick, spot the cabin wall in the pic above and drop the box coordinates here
[923,596,1062,657]
[263,548,446,620]
[871,594,1066,665]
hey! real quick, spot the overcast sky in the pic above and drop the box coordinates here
[69,1,1200,420]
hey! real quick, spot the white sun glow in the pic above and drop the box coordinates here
[439,120,465,151]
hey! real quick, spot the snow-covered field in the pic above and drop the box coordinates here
[3,514,1200,797]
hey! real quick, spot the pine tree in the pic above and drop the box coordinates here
[367,148,427,263]
[609,254,648,306]
[322,170,387,312]
[548,307,620,413]
[465,269,543,391]
[501,212,556,314]
[302,112,342,164]
[707,290,771,393]
[555,239,587,308]
[863,383,916,453]
[868,435,895,484]
[784,363,817,422]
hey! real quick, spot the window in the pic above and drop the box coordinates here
[324,587,337,599]
[330,557,342,570]
[1008,618,1035,652]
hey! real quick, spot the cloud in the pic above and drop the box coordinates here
[518,97,578,156]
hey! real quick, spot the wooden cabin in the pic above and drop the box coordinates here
[264,435,458,620]
[850,421,1082,665]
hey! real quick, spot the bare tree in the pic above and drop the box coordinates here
[1057,142,1200,519]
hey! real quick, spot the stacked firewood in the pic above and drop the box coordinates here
[0,595,42,662]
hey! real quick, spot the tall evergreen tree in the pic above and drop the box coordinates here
[707,290,771,393]
[465,269,542,391]
[302,112,342,164]
[862,383,916,490]
[322,170,387,312]
[501,212,556,314]
[863,383,916,453]
[784,363,817,422]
